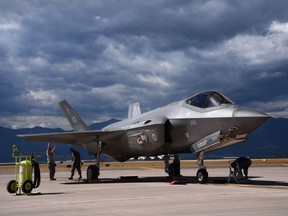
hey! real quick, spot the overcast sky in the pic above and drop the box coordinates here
[0,0,288,130]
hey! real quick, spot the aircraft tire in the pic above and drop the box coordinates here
[7,180,17,194]
[196,168,208,184]
[22,180,33,194]
[87,165,99,181]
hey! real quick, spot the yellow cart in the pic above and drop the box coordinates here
[6,145,41,195]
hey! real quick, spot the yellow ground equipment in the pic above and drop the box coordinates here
[6,145,41,195]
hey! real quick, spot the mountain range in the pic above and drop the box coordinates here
[1,118,287,163]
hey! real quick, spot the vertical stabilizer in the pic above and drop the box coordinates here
[59,100,89,131]
[128,102,141,118]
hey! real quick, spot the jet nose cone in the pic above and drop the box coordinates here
[233,107,270,133]
[233,107,269,118]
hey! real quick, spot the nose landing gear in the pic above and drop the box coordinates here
[164,152,209,183]
[196,151,208,184]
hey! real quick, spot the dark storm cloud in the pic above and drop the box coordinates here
[0,0,288,129]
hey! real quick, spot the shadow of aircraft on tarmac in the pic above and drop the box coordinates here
[61,175,288,189]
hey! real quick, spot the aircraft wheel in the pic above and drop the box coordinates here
[22,180,33,194]
[7,180,17,194]
[196,168,208,184]
[87,165,99,181]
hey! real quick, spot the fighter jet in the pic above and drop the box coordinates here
[18,91,269,183]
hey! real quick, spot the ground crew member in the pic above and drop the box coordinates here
[68,148,82,180]
[168,154,181,177]
[47,143,56,181]
[231,157,252,179]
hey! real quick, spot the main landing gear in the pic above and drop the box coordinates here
[196,151,208,184]
[86,142,102,181]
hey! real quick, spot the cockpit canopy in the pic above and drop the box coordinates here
[185,91,233,108]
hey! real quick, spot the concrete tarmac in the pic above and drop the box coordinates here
[1,166,288,216]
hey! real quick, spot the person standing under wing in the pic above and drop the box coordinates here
[47,143,56,181]
[68,148,82,180]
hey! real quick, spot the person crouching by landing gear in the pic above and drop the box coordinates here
[68,148,82,180]
[231,157,252,179]
[47,143,56,181]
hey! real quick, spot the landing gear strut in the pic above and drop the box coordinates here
[87,141,102,181]
[196,151,208,184]
[164,154,181,178]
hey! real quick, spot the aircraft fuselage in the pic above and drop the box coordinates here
[99,92,269,161]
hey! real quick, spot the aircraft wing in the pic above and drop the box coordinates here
[18,130,123,146]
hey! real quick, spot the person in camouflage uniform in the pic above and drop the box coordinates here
[68,148,82,180]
